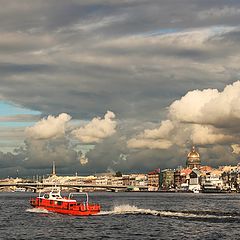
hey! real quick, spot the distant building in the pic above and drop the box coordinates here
[147,169,160,191]
[174,170,181,189]
[179,168,192,190]
[161,169,174,190]
[186,146,201,169]
[122,176,130,186]
[189,169,201,191]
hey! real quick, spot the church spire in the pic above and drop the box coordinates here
[52,161,56,176]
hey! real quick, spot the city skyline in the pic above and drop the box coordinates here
[1,1,240,177]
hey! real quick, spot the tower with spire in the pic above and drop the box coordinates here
[52,161,56,176]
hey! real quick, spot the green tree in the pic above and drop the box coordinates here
[115,171,122,177]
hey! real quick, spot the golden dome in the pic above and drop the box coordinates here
[186,146,201,169]
[187,146,200,158]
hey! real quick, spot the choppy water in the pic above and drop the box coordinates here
[1,192,240,239]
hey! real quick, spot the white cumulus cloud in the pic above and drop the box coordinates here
[190,125,235,145]
[169,89,219,123]
[72,111,117,143]
[231,144,240,154]
[127,120,174,149]
[128,80,240,149]
[79,154,89,165]
[25,113,71,140]
[169,80,240,127]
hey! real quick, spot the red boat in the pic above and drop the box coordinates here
[30,188,101,216]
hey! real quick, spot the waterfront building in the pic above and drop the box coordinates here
[188,168,201,191]
[235,167,240,191]
[174,170,181,189]
[221,166,239,191]
[200,168,225,192]
[147,169,160,191]
[129,176,137,186]
[161,169,174,190]
[95,176,108,186]
[111,177,124,186]
[122,175,130,186]
[186,146,201,169]
[179,168,192,190]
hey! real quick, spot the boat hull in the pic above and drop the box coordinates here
[30,198,100,216]
[31,205,100,215]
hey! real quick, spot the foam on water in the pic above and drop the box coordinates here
[98,204,160,216]
[26,208,50,214]
[97,204,239,220]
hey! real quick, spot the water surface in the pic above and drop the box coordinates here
[0,192,239,239]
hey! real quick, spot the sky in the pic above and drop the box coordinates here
[1,0,240,178]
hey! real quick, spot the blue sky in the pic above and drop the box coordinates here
[0,101,40,116]
[0,101,40,127]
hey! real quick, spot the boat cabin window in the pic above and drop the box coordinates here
[57,201,62,206]
[50,200,53,204]
[44,194,49,199]
[52,194,61,198]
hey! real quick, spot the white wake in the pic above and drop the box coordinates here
[26,208,50,214]
[98,204,159,216]
[97,204,236,219]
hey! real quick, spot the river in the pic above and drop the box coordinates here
[0,192,239,239]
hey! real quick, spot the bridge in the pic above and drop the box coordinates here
[0,182,148,192]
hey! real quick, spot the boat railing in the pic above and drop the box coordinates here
[68,192,89,204]
[38,186,62,198]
